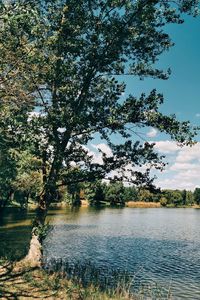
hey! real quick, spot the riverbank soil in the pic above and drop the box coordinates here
[0,260,136,300]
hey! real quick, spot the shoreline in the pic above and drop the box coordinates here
[0,260,136,300]
[2,201,200,210]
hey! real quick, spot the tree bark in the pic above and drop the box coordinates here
[25,185,53,267]
[26,151,63,266]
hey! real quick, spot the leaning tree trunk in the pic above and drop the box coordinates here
[22,186,53,267]
[23,153,63,267]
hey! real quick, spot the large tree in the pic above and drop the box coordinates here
[0,0,199,226]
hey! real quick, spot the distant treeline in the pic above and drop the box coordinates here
[1,177,200,208]
[80,181,200,207]
[63,181,200,207]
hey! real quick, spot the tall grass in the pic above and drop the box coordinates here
[126,202,161,208]
[43,258,172,299]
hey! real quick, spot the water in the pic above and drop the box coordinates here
[0,208,33,260]
[1,207,200,299]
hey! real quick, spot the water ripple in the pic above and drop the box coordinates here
[43,208,200,299]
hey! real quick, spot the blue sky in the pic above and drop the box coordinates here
[90,14,200,191]
[124,14,200,127]
[140,15,200,190]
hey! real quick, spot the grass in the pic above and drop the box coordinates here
[0,258,172,300]
[43,258,171,300]
[0,261,135,299]
[126,202,161,208]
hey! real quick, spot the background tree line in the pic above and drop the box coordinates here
[82,182,200,207]
[1,157,200,209]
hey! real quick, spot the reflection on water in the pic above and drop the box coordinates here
[1,206,200,299]
[0,208,34,260]
[43,207,200,300]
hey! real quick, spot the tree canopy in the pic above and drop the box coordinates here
[0,0,199,219]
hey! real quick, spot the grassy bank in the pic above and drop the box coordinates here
[161,204,200,208]
[0,260,171,300]
[0,261,137,300]
[126,201,161,208]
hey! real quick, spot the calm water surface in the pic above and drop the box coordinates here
[1,207,200,299]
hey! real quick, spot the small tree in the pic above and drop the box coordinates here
[160,197,168,207]
[162,189,183,206]
[67,183,82,206]
[186,191,194,206]
[105,181,125,205]
[138,188,154,202]
[182,189,187,206]
[123,186,138,202]
[12,151,43,208]
[171,190,183,207]
[193,188,200,205]
[94,184,106,204]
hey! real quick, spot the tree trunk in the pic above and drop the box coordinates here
[21,233,42,268]
[34,192,49,227]
[25,157,61,267]
[23,187,52,267]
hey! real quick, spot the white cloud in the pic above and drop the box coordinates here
[175,143,200,163]
[147,128,158,138]
[92,153,104,165]
[157,167,200,190]
[154,141,180,154]
[91,143,113,157]
[180,170,200,179]
[170,162,200,171]
[80,143,113,165]
[87,140,200,191]
[57,127,66,133]
[155,177,196,190]
[153,142,200,191]
[195,113,200,117]
[81,145,103,165]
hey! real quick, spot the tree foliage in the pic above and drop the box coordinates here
[0,102,31,207]
[84,181,196,207]
[193,188,200,205]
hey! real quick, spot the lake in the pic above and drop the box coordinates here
[0,207,200,299]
